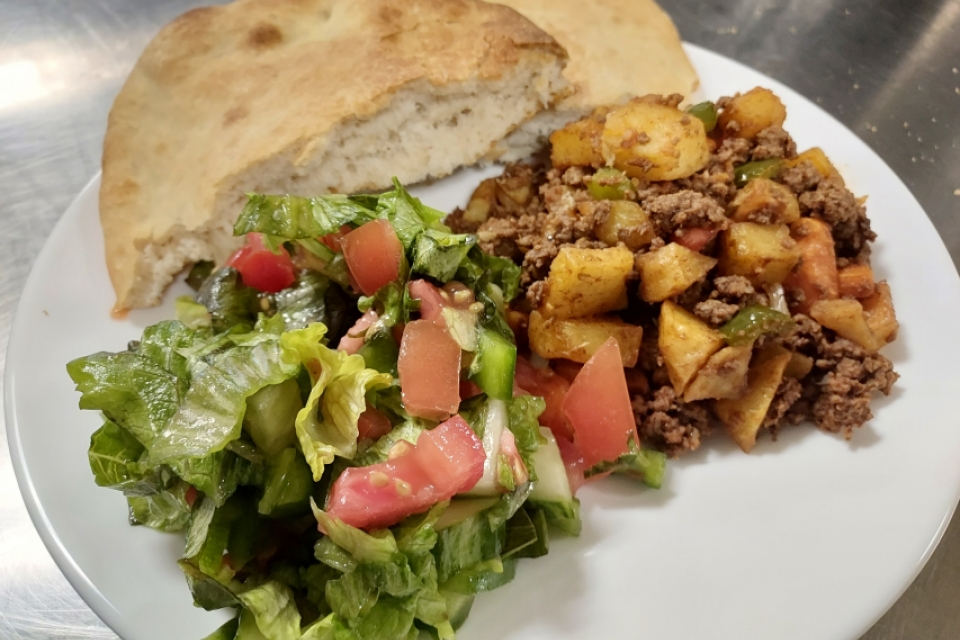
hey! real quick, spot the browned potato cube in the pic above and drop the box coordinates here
[528,311,643,367]
[810,299,881,351]
[715,343,793,453]
[783,351,814,379]
[728,178,800,225]
[683,343,753,402]
[462,178,497,225]
[600,96,711,181]
[659,300,726,394]
[861,281,899,345]
[549,108,607,168]
[783,147,844,184]
[595,201,656,250]
[837,263,876,299]
[717,87,787,139]
[718,222,800,286]
[636,242,717,303]
[540,246,633,319]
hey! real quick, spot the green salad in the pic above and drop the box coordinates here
[69,180,664,640]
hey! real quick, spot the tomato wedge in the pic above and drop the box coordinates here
[514,356,573,440]
[225,233,296,293]
[398,320,461,421]
[357,405,392,441]
[408,279,477,324]
[341,219,403,295]
[674,226,719,252]
[326,415,485,529]
[337,309,378,355]
[320,224,352,252]
[562,338,635,468]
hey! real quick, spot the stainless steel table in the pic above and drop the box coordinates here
[1,1,958,638]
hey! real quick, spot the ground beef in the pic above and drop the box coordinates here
[778,160,822,194]
[643,190,729,236]
[632,386,712,457]
[694,299,740,325]
[751,125,797,161]
[798,176,876,259]
[777,315,898,437]
[763,377,803,434]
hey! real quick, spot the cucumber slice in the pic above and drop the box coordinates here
[462,399,507,497]
[441,591,475,630]
[529,427,573,503]
[468,327,516,401]
[243,378,302,456]
[529,427,581,536]
[435,497,499,531]
[258,448,314,518]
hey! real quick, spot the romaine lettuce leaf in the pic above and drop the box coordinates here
[87,419,147,490]
[198,615,239,640]
[197,267,259,333]
[235,194,375,240]
[68,351,182,447]
[411,230,477,283]
[585,438,667,489]
[149,328,300,463]
[177,296,213,330]
[272,270,332,331]
[312,504,401,565]
[236,581,302,640]
[505,395,546,483]
[127,481,193,532]
[376,179,448,249]
[282,325,392,480]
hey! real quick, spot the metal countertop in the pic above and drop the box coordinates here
[1,1,958,638]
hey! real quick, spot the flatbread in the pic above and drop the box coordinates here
[101,0,569,310]
[489,0,699,159]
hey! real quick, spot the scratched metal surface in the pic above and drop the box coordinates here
[1,0,958,638]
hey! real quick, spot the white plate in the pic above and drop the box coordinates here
[6,43,960,640]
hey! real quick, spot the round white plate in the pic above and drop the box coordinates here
[7,44,960,640]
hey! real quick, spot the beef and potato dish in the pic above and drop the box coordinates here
[449,87,899,456]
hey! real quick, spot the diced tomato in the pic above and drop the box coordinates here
[337,309,378,355]
[341,219,403,295]
[674,226,719,252]
[562,338,635,468]
[459,379,484,400]
[326,415,485,529]
[185,485,199,508]
[515,356,573,440]
[357,405,392,442]
[320,225,352,252]
[555,436,585,496]
[398,320,461,421]
[408,279,477,324]
[225,233,296,293]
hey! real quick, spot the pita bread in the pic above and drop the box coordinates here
[488,0,699,160]
[102,0,568,310]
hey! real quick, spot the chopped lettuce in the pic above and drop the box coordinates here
[282,325,392,480]
[235,194,375,240]
[411,230,477,283]
[197,267,259,332]
[585,439,667,489]
[236,581,303,640]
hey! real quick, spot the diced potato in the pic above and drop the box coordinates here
[783,217,839,314]
[728,178,800,224]
[595,200,656,250]
[783,147,843,184]
[463,178,496,225]
[837,263,875,299]
[717,87,787,139]
[783,351,814,379]
[683,343,753,402]
[539,246,633,319]
[658,300,726,394]
[636,242,717,303]
[549,108,608,168]
[715,343,792,453]
[861,281,899,346]
[718,222,800,286]
[600,96,711,181]
[810,299,881,351]
[528,311,643,367]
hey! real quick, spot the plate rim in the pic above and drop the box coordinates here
[5,42,959,640]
